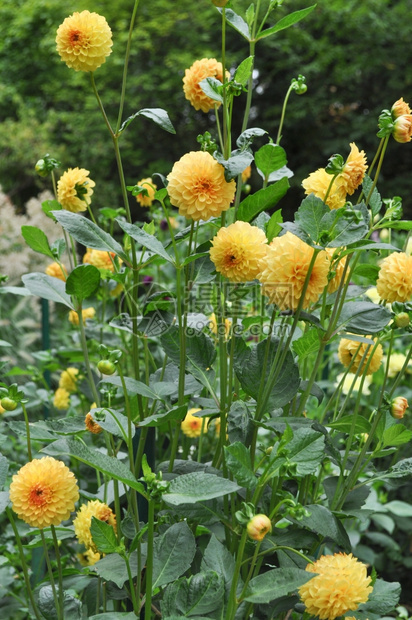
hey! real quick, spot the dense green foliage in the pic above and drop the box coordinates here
[1,0,411,216]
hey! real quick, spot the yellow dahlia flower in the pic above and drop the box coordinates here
[56,10,113,72]
[83,248,116,272]
[258,232,330,311]
[376,252,412,302]
[299,553,372,620]
[338,335,383,376]
[9,457,79,529]
[53,387,70,410]
[326,249,348,294]
[183,58,229,113]
[68,307,96,325]
[77,548,101,566]
[335,372,372,396]
[302,168,347,210]
[167,151,236,221]
[242,165,252,184]
[45,262,67,281]
[59,367,79,393]
[85,411,103,434]
[392,97,411,118]
[393,114,412,143]
[384,352,412,378]
[135,178,157,207]
[73,500,117,552]
[209,221,268,282]
[181,408,204,438]
[57,168,95,213]
[340,142,368,195]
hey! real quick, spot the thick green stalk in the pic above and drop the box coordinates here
[78,308,100,406]
[21,404,33,462]
[226,529,248,620]
[276,83,294,144]
[144,499,155,620]
[40,530,62,620]
[50,526,64,615]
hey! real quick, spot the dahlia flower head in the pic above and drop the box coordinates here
[299,552,372,620]
[167,151,236,221]
[181,408,204,438]
[53,387,70,410]
[209,221,268,282]
[57,167,95,213]
[376,251,412,303]
[135,178,157,207]
[258,232,330,311]
[9,457,79,529]
[83,248,117,272]
[59,367,79,393]
[56,10,113,72]
[68,307,96,325]
[45,262,67,281]
[183,58,229,113]
[338,335,383,376]
[73,499,117,552]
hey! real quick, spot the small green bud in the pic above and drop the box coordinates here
[1,397,17,411]
[291,74,307,95]
[394,312,410,328]
[97,360,116,376]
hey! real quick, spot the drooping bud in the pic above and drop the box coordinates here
[391,396,409,419]
[391,97,411,119]
[392,115,412,143]
[246,514,272,541]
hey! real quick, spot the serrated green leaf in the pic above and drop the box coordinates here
[199,77,224,103]
[243,568,314,603]
[294,194,330,244]
[119,107,175,134]
[255,143,287,180]
[257,5,317,41]
[224,442,257,488]
[328,415,371,434]
[93,553,140,589]
[215,149,254,181]
[116,218,174,263]
[0,455,9,490]
[234,56,254,86]
[336,301,391,334]
[237,177,289,222]
[283,427,325,476]
[42,199,61,221]
[153,521,196,588]
[287,504,351,551]
[139,405,187,427]
[163,472,240,505]
[21,226,54,258]
[65,264,101,302]
[381,425,412,448]
[266,208,283,242]
[90,517,118,554]
[292,328,320,361]
[22,273,74,308]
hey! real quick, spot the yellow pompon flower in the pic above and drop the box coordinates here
[56,10,113,72]
[208,313,232,340]
[302,168,347,210]
[135,178,157,207]
[181,408,205,438]
[167,151,236,221]
[59,367,79,393]
[326,249,348,294]
[45,262,67,281]
[57,168,95,213]
[83,248,116,272]
[74,500,117,552]
[392,97,411,119]
[9,457,79,529]
[85,411,103,434]
[258,232,330,311]
[376,252,412,302]
[53,387,70,410]
[299,553,372,620]
[335,373,372,396]
[393,114,412,143]
[210,221,268,282]
[338,335,383,376]
[68,307,96,326]
[340,143,368,195]
[384,352,412,378]
[183,58,229,113]
[242,165,252,184]
[77,548,101,566]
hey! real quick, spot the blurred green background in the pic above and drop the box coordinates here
[1,0,411,219]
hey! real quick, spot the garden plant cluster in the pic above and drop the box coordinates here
[2,1,412,619]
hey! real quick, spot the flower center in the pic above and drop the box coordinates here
[29,483,52,507]
[69,29,82,46]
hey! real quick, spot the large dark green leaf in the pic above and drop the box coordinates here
[327,203,369,247]
[227,400,254,446]
[357,578,401,616]
[237,177,289,222]
[93,553,139,589]
[90,517,119,554]
[287,504,351,551]
[336,301,391,334]
[254,143,287,180]
[153,521,196,588]
[161,326,216,373]
[243,568,314,603]
[215,150,254,181]
[224,442,257,488]
[294,194,330,244]
[65,264,101,302]
[282,427,325,476]
[22,273,74,308]
[201,534,238,605]
[163,472,240,505]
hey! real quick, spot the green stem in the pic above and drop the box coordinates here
[40,530,62,620]
[226,529,248,620]
[50,526,64,615]
[124,554,140,615]
[365,135,390,207]
[78,308,100,406]
[276,83,294,144]
[144,499,155,620]
[21,403,33,462]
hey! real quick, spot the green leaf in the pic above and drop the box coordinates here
[65,264,100,302]
[283,428,325,476]
[161,326,216,372]
[287,504,351,551]
[266,208,283,242]
[89,614,137,620]
[353,263,380,281]
[382,220,412,230]
[0,454,9,489]
[153,521,196,588]
[93,408,135,440]
[257,5,317,41]
[199,77,224,103]
[294,194,330,244]
[243,568,314,603]
[21,225,53,258]
[201,534,237,605]
[185,571,225,616]
[116,218,174,264]
[0,491,10,514]
[236,127,267,149]
[214,149,254,181]
[362,174,382,217]
[22,273,74,308]
[101,375,168,401]
[327,203,369,247]
[381,425,412,448]
[139,405,187,427]
[328,415,371,434]
[218,8,251,40]
[233,337,300,408]
[41,437,148,498]
[357,578,401,615]
[119,107,175,134]
[38,586,82,620]
[292,328,320,361]
[90,517,118,554]
[163,472,240,505]
[384,500,412,517]
[93,553,139,589]
[42,199,61,221]
[234,56,254,86]
[255,143,287,180]
[237,177,289,222]
[224,442,257,488]
[52,210,128,262]
[227,400,253,446]
[337,301,391,334]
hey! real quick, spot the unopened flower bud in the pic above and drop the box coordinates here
[0,397,17,411]
[391,97,411,119]
[97,360,116,375]
[391,396,409,419]
[35,159,49,177]
[392,115,412,143]
[246,514,272,541]
[394,312,410,328]
[379,228,389,241]
[211,0,229,5]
